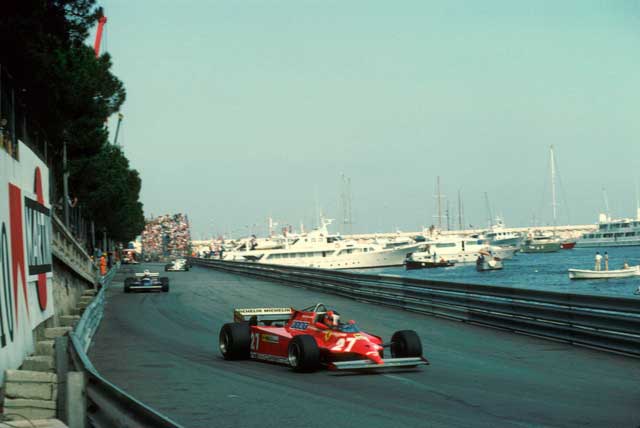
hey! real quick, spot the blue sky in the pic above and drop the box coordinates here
[97,1,640,238]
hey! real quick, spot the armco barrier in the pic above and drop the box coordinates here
[59,266,184,428]
[192,258,640,358]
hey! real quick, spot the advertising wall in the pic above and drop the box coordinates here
[0,142,54,377]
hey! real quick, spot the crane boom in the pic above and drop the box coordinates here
[94,14,107,57]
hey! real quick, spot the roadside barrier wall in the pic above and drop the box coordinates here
[0,141,56,383]
[51,214,98,331]
[192,258,640,358]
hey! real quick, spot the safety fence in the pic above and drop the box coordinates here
[192,258,640,358]
[57,266,184,428]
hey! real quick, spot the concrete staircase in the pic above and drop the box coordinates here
[2,289,96,423]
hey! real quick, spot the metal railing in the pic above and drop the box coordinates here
[72,267,116,353]
[58,266,184,428]
[192,258,640,358]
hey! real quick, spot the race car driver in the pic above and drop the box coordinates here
[323,310,340,329]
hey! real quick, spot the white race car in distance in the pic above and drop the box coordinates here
[165,258,189,272]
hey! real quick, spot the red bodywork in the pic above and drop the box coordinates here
[235,305,393,369]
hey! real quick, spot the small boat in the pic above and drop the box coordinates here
[568,265,640,280]
[405,260,455,270]
[476,255,503,271]
[560,241,576,250]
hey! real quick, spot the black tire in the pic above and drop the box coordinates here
[160,277,169,292]
[219,323,251,360]
[124,278,132,293]
[288,335,320,372]
[390,330,422,358]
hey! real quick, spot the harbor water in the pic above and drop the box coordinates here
[361,246,640,297]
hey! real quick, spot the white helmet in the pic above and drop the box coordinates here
[324,310,340,327]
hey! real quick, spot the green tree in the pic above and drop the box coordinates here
[1,0,144,240]
[1,1,125,158]
[70,144,145,242]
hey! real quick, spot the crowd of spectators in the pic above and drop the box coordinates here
[0,117,18,159]
[141,213,192,258]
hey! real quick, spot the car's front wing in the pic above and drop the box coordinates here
[129,284,163,290]
[329,357,429,371]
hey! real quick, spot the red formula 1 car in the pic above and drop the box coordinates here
[218,303,429,372]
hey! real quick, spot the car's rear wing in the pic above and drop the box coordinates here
[234,307,293,323]
[135,272,160,277]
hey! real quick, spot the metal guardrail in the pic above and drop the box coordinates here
[61,266,184,428]
[192,258,640,358]
[73,267,116,353]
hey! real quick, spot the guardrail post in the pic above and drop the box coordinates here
[67,371,87,428]
[55,335,69,422]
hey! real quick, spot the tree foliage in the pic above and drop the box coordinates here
[0,0,144,241]
[70,145,145,242]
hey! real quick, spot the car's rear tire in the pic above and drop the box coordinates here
[161,277,169,292]
[124,278,132,293]
[219,323,251,360]
[288,335,320,372]
[390,330,422,358]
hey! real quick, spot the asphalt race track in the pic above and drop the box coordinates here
[89,264,640,428]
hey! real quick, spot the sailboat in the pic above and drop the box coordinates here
[521,146,562,253]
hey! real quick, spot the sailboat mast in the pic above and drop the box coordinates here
[484,192,492,228]
[550,145,558,226]
[458,189,463,231]
[446,199,450,231]
[437,176,442,230]
[635,179,640,220]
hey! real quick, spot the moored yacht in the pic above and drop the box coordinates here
[576,211,640,248]
[483,217,523,248]
[224,219,421,269]
[405,236,516,265]
[520,231,561,253]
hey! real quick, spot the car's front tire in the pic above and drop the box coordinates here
[288,335,320,372]
[219,323,251,360]
[390,330,422,358]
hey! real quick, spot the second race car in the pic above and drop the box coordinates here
[124,270,169,293]
[219,303,428,372]
[165,258,189,272]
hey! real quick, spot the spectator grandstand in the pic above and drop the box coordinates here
[141,213,192,259]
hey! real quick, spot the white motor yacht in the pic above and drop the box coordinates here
[483,217,523,248]
[576,211,640,248]
[225,219,421,269]
[406,236,516,265]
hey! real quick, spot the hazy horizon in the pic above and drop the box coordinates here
[96,1,640,239]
